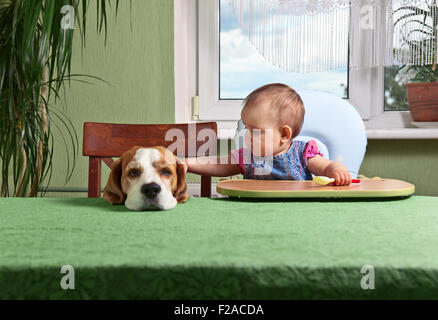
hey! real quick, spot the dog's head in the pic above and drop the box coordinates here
[103,146,189,211]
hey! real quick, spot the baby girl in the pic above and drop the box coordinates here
[186,83,352,186]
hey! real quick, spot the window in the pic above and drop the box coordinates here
[219,0,349,100]
[175,0,438,137]
[384,2,436,112]
[198,0,371,122]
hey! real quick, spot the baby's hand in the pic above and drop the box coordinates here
[183,158,189,173]
[324,162,351,186]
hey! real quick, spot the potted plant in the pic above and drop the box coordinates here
[0,0,124,197]
[405,65,438,122]
[395,2,438,122]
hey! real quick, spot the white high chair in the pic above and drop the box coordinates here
[234,90,368,179]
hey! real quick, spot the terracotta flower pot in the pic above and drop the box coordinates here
[405,82,438,122]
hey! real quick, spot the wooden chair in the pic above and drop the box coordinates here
[83,122,217,198]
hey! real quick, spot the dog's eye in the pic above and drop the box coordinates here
[129,169,139,177]
[160,168,171,176]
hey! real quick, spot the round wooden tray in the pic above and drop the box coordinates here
[216,179,415,198]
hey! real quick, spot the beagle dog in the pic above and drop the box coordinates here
[103,146,189,211]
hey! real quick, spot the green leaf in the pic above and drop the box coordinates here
[0,0,128,197]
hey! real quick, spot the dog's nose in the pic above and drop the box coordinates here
[141,183,161,199]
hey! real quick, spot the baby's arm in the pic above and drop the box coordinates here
[185,156,241,177]
[307,155,352,186]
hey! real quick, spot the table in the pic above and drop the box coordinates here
[1,196,438,299]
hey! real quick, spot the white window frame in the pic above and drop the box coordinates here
[175,0,438,139]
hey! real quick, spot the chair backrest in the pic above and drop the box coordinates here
[296,90,367,178]
[83,122,217,198]
[234,90,367,178]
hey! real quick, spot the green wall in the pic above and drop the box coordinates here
[48,0,175,194]
[47,0,438,197]
[360,140,438,196]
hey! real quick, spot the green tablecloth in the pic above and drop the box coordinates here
[1,196,438,299]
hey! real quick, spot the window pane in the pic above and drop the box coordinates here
[384,66,409,111]
[384,3,433,112]
[219,0,349,100]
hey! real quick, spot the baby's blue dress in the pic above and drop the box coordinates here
[231,140,323,181]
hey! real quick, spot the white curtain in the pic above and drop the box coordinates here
[226,0,438,72]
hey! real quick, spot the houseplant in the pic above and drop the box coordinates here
[395,2,438,121]
[405,64,438,122]
[0,0,123,197]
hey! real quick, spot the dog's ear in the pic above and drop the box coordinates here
[174,158,189,203]
[103,158,126,205]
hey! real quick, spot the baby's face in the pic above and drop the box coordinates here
[241,100,285,157]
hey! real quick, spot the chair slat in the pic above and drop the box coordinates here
[83,122,217,157]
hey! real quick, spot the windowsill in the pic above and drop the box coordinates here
[213,120,438,140]
[365,128,438,139]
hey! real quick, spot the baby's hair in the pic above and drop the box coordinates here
[242,83,305,140]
